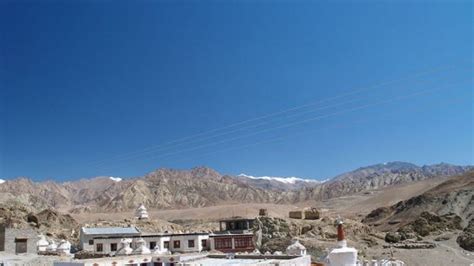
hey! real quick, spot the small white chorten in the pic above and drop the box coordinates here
[37,234,49,252]
[286,240,307,256]
[153,244,171,255]
[116,238,133,255]
[135,203,149,220]
[133,238,151,255]
[46,240,57,252]
[328,218,357,266]
[57,240,71,255]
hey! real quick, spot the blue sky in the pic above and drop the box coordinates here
[1,1,472,181]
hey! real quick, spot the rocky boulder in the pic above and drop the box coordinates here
[385,232,401,243]
[399,212,462,237]
[457,219,474,251]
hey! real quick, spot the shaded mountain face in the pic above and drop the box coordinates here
[363,170,474,229]
[0,163,472,212]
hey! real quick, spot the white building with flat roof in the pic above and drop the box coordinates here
[80,227,210,256]
[79,227,141,252]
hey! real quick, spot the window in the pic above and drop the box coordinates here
[214,238,232,249]
[110,243,117,251]
[201,239,207,248]
[188,240,195,248]
[150,241,156,249]
[173,240,180,249]
[89,239,94,245]
[164,241,170,249]
[96,243,103,252]
[235,236,253,248]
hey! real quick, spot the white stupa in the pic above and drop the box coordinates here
[132,238,151,255]
[153,244,171,255]
[328,218,357,266]
[286,240,307,256]
[116,238,133,255]
[46,240,57,252]
[37,234,49,252]
[135,203,149,220]
[57,240,71,255]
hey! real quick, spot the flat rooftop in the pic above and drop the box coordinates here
[81,227,140,235]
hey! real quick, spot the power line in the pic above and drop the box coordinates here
[96,79,470,173]
[94,73,449,168]
[89,64,461,169]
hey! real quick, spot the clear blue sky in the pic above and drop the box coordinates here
[1,0,472,181]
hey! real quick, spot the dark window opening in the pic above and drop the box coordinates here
[150,241,156,249]
[110,243,117,251]
[15,238,27,254]
[173,240,180,249]
[188,240,194,248]
[96,243,103,252]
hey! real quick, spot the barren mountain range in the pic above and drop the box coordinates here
[364,170,474,228]
[0,162,472,213]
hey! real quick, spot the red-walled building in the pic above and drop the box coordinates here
[209,218,255,253]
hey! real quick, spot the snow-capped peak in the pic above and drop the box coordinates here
[109,176,122,182]
[238,173,320,184]
[0,179,5,184]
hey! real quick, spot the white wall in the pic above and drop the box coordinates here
[168,234,209,253]
[81,234,210,255]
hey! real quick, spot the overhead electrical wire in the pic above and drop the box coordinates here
[95,78,470,173]
[89,64,462,169]
[93,74,451,168]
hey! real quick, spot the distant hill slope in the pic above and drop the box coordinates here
[363,170,474,229]
[291,162,473,201]
[0,162,471,212]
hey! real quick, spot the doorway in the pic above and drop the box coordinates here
[15,238,27,254]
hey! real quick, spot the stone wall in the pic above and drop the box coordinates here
[289,211,303,219]
[304,209,320,220]
[0,225,38,254]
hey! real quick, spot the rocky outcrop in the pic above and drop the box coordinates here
[401,212,462,237]
[364,171,474,230]
[457,219,474,251]
[253,216,297,253]
[0,203,80,241]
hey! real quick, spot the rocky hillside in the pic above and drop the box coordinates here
[363,170,474,229]
[0,163,471,212]
[102,167,288,211]
[290,162,473,201]
[0,167,291,212]
[363,171,474,250]
[0,202,79,241]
